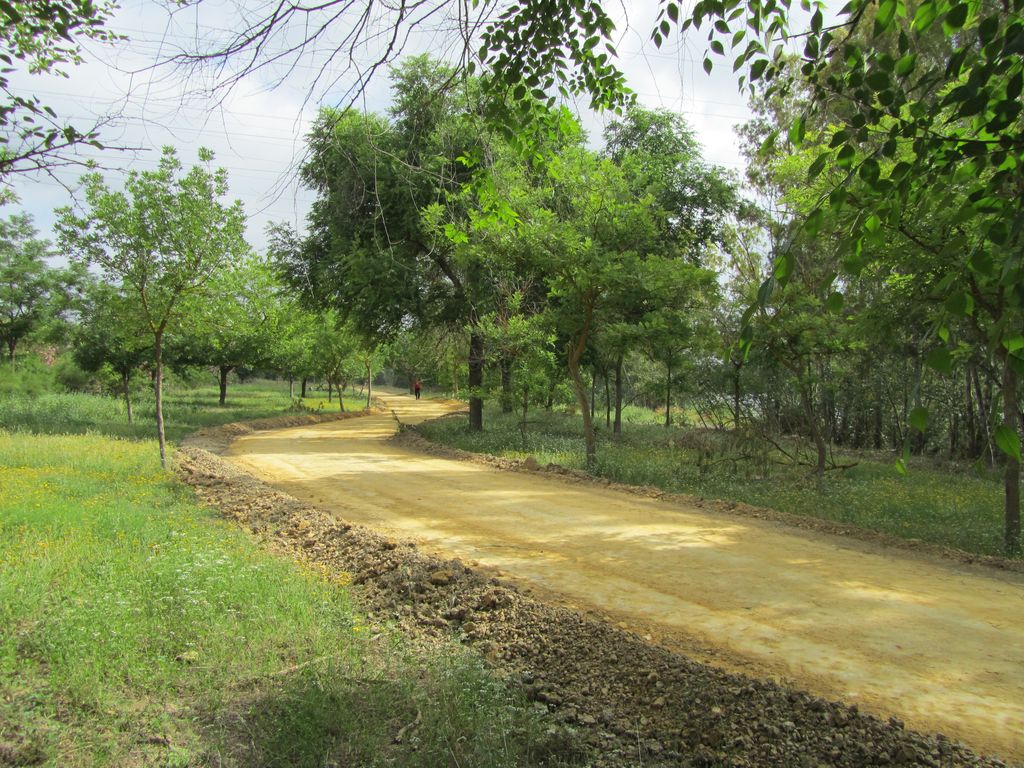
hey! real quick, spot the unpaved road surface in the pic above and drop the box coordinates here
[227,394,1024,762]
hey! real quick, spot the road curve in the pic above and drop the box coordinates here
[226,393,1024,762]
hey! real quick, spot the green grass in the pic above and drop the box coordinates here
[0,379,368,442]
[0,430,576,767]
[419,406,1013,558]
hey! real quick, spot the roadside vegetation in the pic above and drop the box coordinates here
[0,389,577,768]
[0,376,365,441]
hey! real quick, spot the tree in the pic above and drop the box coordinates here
[600,107,735,433]
[1,1,121,193]
[480,291,557,448]
[525,148,664,467]
[290,57,538,431]
[0,213,59,363]
[353,343,383,410]
[312,312,360,411]
[58,146,248,468]
[174,255,280,406]
[679,0,1023,552]
[72,282,151,424]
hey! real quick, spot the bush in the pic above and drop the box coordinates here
[0,353,58,397]
[53,353,96,393]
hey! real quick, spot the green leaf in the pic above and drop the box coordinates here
[757,277,776,305]
[894,457,908,476]
[788,114,806,146]
[987,221,1008,245]
[912,1,937,31]
[909,406,929,433]
[667,3,679,22]
[773,251,793,281]
[858,157,880,184]
[874,0,897,34]
[977,15,999,45]
[866,70,889,90]
[925,347,953,373]
[703,56,713,74]
[807,152,828,180]
[825,291,844,312]
[943,3,968,33]
[803,208,825,236]
[944,291,974,316]
[1004,336,1024,353]
[995,425,1022,462]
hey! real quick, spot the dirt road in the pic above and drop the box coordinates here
[226,394,1024,762]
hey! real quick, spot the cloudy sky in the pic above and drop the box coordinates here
[9,0,753,252]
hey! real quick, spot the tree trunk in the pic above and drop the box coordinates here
[732,358,742,430]
[568,355,596,468]
[468,330,484,431]
[949,395,959,459]
[873,377,884,450]
[301,377,308,398]
[500,356,513,414]
[338,380,345,412]
[327,380,333,402]
[800,381,826,484]
[7,338,15,365]
[590,370,597,422]
[972,366,996,466]
[155,332,167,470]
[965,365,977,457]
[122,369,133,425]
[613,353,624,436]
[664,358,672,428]
[218,365,231,406]
[365,363,373,409]
[1001,356,1021,555]
[288,377,294,399]
[520,383,530,451]
[604,369,611,428]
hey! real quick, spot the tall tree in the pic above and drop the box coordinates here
[290,57,522,431]
[58,146,248,468]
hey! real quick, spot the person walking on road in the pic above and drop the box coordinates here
[414,378,422,400]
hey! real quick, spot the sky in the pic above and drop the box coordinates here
[8,0,754,253]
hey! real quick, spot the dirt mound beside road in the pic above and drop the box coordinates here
[176,440,1011,768]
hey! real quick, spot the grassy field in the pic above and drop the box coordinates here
[0,381,574,766]
[419,406,1012,559]
[0,378,370,442]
